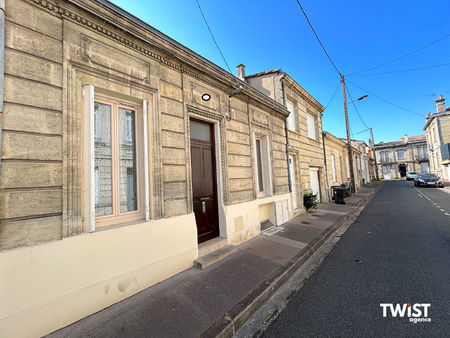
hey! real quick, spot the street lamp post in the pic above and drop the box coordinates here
[340,74,368,193]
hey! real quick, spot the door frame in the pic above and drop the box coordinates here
[288,152,300,211]
[188,112,226,240]
[309,167,322,202]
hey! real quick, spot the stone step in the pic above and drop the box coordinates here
[198,237,228,257]
[194,245,238,270]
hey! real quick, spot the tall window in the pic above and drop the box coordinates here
[94,97,142,227]
[307,113,316,140]
[254,135,271,197]
[418,146,428,158]
[286,99,297,132]
[397,149,405,160]
[331,154,336,182]
[380,151,385,163]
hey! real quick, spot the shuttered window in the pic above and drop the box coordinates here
[307,113,316,140]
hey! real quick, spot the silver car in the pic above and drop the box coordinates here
[406,171,418,181]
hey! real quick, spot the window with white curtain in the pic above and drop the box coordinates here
[83,85,149,232]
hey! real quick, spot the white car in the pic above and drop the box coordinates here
[406,171,418,181]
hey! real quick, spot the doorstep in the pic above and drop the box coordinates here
[198,237,228,257]
[194,245,238,270]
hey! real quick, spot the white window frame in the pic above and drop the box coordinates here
[253,134,272,198]
[83,85,149,232]
[286,98,296,132]
[307,113,316,140]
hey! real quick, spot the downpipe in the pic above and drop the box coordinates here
[322,132,331,202]
[0,0,4,171]
[281,78,292,194]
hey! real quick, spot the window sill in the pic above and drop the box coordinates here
[93,217,147,233]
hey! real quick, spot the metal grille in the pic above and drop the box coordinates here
[94,102,113,216]
[118,107,137,212]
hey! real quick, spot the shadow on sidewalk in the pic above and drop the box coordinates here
[48,183,382,338]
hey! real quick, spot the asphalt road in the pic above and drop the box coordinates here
[262,180,450,337]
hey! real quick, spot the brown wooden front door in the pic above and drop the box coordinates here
[190,118,219,243]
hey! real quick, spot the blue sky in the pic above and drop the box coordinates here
[109,0,450,144]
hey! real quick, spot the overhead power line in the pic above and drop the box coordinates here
[350,61,450,77]
[324,84,341,110]
[347,79,423,117]
[349,32,450,76]
[194,0,240,87]
[345,84,370,129]
[352,128,371,136]
[295,0,341,75]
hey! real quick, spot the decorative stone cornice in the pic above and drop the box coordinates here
[28,0,289,118]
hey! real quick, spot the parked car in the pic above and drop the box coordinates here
[406,171,418,181]
[414,173,444,187]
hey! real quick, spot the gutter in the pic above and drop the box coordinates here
[0,0,4,171]
[322,132,331,201]
[281,77,292,194]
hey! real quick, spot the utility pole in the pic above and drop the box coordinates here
[340,74,356,193]
[370,128,379,180]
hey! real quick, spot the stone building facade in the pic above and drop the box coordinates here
[244,69,327,209]
[0,0,294,335]
[424,95,450,181]
[374,135,429,179]
[323,133,363,194]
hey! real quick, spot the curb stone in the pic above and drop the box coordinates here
[201,183,383,338]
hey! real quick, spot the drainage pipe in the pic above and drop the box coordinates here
[322,131,331,202]
[0,0,5,171]
[281,77,292,194]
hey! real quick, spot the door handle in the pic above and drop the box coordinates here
[202,200,206,213]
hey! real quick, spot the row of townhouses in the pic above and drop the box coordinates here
[373,95,450,181]
[0,0,375,336]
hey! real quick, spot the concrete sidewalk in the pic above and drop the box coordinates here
[48,183,382,338]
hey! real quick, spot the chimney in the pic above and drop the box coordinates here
[403,134,408,143]
[237,64,246,81]
[435,94,445,113]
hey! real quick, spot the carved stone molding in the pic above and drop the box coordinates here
[28,0,229,93]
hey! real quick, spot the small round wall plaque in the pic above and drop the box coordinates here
[202,94,211,101]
